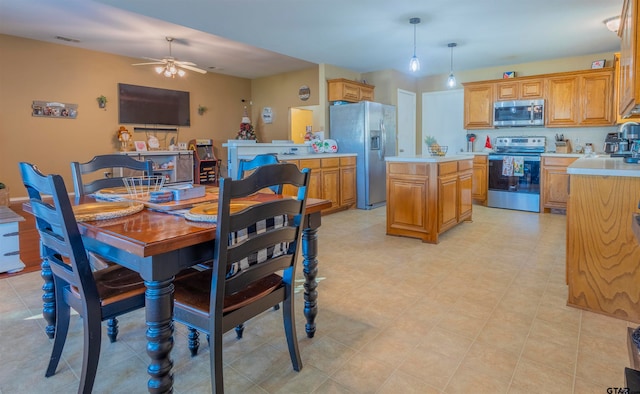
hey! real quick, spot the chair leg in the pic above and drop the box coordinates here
[188,327,200,357]
[235,323,244,339]
[78,309,103,394]
[282,296,302,372]
[45,284,71,378]
[107,317,118,343]
[273,303,280,311]
[209,324,224,393]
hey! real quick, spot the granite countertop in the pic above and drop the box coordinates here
[385,154,474,163]
[567,156,640,177]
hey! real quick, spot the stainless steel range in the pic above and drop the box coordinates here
[487,136,546,212]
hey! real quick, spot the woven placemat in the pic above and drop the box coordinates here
[184,200,259,223]
[73,202,144,222]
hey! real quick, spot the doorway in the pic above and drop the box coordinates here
[290,108,314,143]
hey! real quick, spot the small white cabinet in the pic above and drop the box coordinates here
[0,207,25,273]
[117,150,194,184]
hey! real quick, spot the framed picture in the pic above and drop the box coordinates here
[134,141,147,152]
[591,59,605,69]
[503,71,515,79]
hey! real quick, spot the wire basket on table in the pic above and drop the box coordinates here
[428,145,448,157]
[123,176,165,199]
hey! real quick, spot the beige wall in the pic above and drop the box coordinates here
[0,32,621,200]
[418,52,616,92]
[250,67,320,142]
[1,34,252,198]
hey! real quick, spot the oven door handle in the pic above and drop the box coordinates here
[489,154,541,162]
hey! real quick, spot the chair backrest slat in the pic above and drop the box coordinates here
[20,162,99,299]
[71,154,153,196]
[237,153,281,193]
[212,163,309,309]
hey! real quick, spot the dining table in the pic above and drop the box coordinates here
[29,192,331,393]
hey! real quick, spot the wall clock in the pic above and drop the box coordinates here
[298,85,310,101]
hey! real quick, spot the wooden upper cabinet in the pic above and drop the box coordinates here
[463,83,494,129]
[546,69,614,127]
[328,78,375,103]
[496,79,544,101]
[580,71,614,125]
[546,75,579,126]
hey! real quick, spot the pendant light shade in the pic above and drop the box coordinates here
[447,43,457,88]
[409,18,421,72]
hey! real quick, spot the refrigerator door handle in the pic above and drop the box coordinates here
[379,119,385,160]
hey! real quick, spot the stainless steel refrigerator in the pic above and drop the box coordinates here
[329,101,396,210]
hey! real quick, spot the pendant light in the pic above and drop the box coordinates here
[409,17,421,72]
[447,42,457,88]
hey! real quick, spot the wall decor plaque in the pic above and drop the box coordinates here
[32,100,78,119]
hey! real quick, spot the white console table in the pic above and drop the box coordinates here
[0,206,25,273]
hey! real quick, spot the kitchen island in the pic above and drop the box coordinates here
[385,155,473,244]
[566,156,640,322]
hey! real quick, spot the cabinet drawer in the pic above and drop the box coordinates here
[473,155,488,164]
[340,156,356,166]
[439,161,458,175]
[298,159,321,169]
[321,157,340,168]
[458,159,473,172]
[388,162,428,176]
[543,157,578,167]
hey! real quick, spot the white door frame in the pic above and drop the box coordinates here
[397,89,417,156]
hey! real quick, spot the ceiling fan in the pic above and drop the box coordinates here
[132,37,207,77]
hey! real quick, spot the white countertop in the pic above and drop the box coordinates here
[542,152,586,158]
[385,154,474,163]
[567,156,640,177]
[277,153,356,160]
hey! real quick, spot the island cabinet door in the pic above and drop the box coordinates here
[438,173,459,232]
[458,170,473,222]
[386,162,431,237]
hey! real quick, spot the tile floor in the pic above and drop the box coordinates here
[0,205,636,393]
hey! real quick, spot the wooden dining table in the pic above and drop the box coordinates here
[31,193,331,393]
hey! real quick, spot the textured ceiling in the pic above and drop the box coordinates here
[0,0,624,79]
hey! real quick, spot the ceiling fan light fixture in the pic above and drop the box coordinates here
[177,69,186,77]
[604,16,621,33]
[155,66,164,74]
[447,42,457,88]
[409,17,421,72]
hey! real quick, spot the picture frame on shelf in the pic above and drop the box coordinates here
[591,59,605,69]
[134,141,147,152]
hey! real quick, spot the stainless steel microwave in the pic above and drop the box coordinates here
[493,99,544,127]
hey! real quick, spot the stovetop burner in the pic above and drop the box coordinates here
[493,136,546,154]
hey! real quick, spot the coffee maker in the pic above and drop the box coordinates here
[616,122,640,157]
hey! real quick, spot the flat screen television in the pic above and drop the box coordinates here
[118,83,190,127]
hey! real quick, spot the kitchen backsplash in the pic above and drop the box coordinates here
[465,125,618,153]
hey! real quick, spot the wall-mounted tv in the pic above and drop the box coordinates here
[118,83,190,127]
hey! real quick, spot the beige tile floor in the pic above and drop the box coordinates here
[0,205,636,393]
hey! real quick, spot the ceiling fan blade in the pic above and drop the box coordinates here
[132,62,165,66]
[141,57,165,62]
[175,60,197,66]
[178,64,207,74]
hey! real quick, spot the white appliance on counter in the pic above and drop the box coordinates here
[329,101,396,209]
[223,140,309,180]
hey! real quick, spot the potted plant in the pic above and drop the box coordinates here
[198,105,208,115]
[0,182,8,207]
[96,95,107,108]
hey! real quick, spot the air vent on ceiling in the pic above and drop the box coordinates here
[55,36,80,43]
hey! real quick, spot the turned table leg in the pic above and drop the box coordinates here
[145,278,175,393]
[302,211,321,339]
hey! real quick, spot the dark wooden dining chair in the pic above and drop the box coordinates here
[71,154,153,197]
[19,162,146,394]
[173,163,310,393]
[237,153,280,193]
